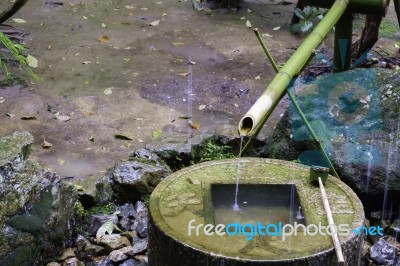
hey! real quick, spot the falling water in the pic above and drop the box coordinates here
[233,135,244,211]
[382,133,394,219]
[365,140,374,193]
[187,56,193,147]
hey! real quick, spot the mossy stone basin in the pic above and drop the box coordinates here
[149,158,364,265]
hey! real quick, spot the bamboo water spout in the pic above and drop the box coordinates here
[238,0,350,136]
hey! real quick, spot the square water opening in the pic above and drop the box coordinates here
[210,184,304,226]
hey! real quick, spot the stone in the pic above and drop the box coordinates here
[75,235,91,252]
[132,238,148,254]
[120,259,141,266]
[62,257,85,266]
[111,160,170,202]
[0,131,33,170]
[98,234,131,251]
[87,214,118,236]
[119,216,133,231]
[134,254,148,264]
[387,219,400,241]
[134,201,148,219]
[59,247,76,261]
[370,237,398,265]
[119,203,135,218]
[135,222,148,238]
[108,246,134,262]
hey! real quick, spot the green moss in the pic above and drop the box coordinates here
[142,194,150,207]
[379,20,398,38]
[191,139,236,165]
[134,157,158,166]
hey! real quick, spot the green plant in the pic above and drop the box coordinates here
[194,140,236,164]
[0,31,41,81]
[291,6,325,34]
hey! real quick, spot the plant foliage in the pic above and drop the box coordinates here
[291,6,325,34]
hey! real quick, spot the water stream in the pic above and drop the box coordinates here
[233,135,244,211]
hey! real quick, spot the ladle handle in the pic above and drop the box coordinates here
[318,177,345,264]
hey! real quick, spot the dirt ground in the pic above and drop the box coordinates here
[0,0,399,177]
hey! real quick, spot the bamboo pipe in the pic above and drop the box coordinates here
[238,0,350,136]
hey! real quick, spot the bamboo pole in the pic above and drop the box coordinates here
[318,177,345,265]
[238,0,350,136]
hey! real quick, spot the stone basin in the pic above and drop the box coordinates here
[149,158,364,265]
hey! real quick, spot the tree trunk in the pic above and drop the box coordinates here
[356,15,382,58]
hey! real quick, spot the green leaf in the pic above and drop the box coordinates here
[14,44,26,51]
[26,55,38,68]
[152,128,163,139]
[294,8,305,20]
[299,20,313,33]
[96,220,114,242]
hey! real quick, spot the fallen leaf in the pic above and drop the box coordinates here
[179,116,191,119]
[57,158,66,166]
[189,121,201,129]
[99,35,110,43]
[240,16,246,20]
[124,5,136,9]
[199,105,206,110]
[102,23,107,28]
[82,61,91,64]
[13,18,26,23]
[47,45,52,50]
[6,113,14,117]
[20,116,37,120]
[273,26,281,31]
[115,133,133,140]
[152,128,163,139]
[83,16,88,19]
[395,43,400,49]
[171,42,185,47]
[255,75,261,80]
[187,61,196,65]
[247,8,252,13]
[0,97,4,103]
[55,115,72,122]
[262,33,273,37]
[178,72,189,77]
[96,220,114,243]
[89,136,95,141]
[134,117,143,121]
[104,87,113,95]
[140,7,149,11]
[245,20,252,28]
[42,138,52,149]
[149,20,160,26]
[26,55,38,68]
